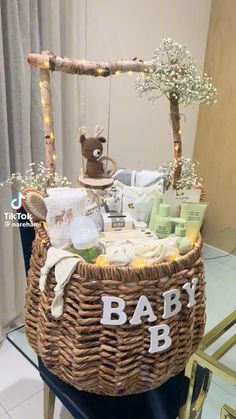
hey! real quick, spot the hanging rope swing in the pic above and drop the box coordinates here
[78,72,117,189]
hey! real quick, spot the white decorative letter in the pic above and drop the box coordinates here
[183,277,198,308]
[148,325,172,353]
[100,296,127,325]
[130,295,157,325]
[162,289,181,319]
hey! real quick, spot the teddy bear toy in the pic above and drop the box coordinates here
[80,126,117,179]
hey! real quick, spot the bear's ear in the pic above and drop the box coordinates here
[98,136,106,143]
[80,135,86,144]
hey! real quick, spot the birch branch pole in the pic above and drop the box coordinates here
[28,53,156,76]
[39,68,56,172]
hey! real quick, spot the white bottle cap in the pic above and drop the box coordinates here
[70,216,99,249]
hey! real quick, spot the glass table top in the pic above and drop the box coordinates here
[7,325,38,368]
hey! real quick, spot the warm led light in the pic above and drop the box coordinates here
[97,68,104,74]
[39,81,43,87]
[44,60,50,69]
[128,71,132,75]
[44,116,50,124]
[50,133,54,139]
[96,255,110,266]
[178,130,182,135]
[115,70,120,76]
[52,154,57,161]
[41,98,46,106]
[173,250,180,261]
[131,258,146,268]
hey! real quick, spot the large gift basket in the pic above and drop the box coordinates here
[22,41,216,396]
[26,226,205,396]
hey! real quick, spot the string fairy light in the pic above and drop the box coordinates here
[131,258,146,268]
[44,60,50,69]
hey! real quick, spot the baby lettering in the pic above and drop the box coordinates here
[100,278,198,353]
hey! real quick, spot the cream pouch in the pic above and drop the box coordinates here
[101,185,123,213]
[85,202,103,232]
[114,181,157,223]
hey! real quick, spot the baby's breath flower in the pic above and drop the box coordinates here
[160,157,201,190]
[135,38,217,106]
[0,162,72,194]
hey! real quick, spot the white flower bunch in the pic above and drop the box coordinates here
[135,38,217,106]
[0,162,71,194]
[160,157,202,190]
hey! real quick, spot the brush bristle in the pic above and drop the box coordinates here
[23,190,47,221]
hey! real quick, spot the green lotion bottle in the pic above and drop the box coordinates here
[154,204,172,239]
[170,222,192,255]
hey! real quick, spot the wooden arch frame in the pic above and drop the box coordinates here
[27,51,155,172]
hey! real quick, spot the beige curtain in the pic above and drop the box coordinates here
[0,0,86,341]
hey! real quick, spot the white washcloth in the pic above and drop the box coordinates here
[101,238,178,266]
[40,247,84,318]
[45,188,87,249]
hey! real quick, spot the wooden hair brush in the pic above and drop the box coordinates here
[22,188,47,221]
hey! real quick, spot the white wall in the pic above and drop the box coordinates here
[80,0,212,171]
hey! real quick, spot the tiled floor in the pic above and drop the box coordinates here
[0,337,72,418]
[0,244,235,418]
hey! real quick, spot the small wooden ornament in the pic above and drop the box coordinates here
[78,171,114,189]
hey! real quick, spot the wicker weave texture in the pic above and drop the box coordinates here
[25,235,205,396]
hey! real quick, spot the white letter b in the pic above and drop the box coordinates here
[162,289,182,319]
[100,296,127,325]
[148,324,172,353]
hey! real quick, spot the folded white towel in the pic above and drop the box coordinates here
[45,188,87,249]
[40,246,84,318]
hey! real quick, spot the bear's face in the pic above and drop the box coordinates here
[80,135,106,161]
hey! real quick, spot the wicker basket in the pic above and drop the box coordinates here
[25,224,205,396]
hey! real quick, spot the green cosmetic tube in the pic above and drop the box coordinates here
[180,202,208,244]
[149,193,163,231]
